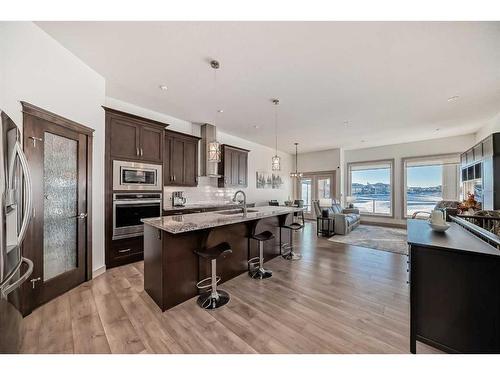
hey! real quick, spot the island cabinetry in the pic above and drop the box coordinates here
[143,214,291,311]
[408,219,500,354]
[164,130,200,187]
[218,144,249,188]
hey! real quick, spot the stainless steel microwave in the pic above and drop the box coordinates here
[113,160,162,191]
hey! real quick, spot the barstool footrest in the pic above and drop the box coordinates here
[196,276,221,290]
[247,257,260,268]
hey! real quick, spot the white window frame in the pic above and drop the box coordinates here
[402,153,460,218]
[347,159,394,217]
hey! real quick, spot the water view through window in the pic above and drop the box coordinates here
[405,164,443,216]
[350,165,392,215]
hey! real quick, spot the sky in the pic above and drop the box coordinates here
[352,165,442,187]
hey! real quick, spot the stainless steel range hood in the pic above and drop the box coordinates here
[200,123,221,177]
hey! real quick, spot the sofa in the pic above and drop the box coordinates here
[313,199,361,235]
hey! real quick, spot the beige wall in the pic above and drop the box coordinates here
[294,148,342,201]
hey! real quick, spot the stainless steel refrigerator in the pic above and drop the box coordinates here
[0,110,33,353]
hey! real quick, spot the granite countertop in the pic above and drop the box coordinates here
[163,202,255,212]
[143,206,303,234]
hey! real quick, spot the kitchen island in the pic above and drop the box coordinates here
[142,206,302,310]
[407,218,500,354]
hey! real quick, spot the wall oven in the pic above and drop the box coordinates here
[113,160,162,191]
[113,193,162,240]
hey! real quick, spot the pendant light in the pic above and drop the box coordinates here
[290,142,303,178]
[207,60,221,163]
[271,98,281,171]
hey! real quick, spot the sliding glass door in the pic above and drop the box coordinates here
[300,177,313,214]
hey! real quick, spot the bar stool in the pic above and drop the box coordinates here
[248,230,275,279]
[280,222,303,260]
[194,242,232,309]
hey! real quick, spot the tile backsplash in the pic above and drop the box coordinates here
[163,177,238,209]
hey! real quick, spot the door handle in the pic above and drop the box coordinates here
[30,277,41,289]
[10,142,33,246]
[74,212,88,219]
[0,257,34,298]
[28,136,43,147]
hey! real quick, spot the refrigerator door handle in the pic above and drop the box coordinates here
[13,142,33,246]
[0,257,33,299]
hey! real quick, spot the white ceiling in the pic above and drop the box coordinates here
[37,21,500,153]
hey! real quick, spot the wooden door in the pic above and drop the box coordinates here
[109,117,139,160]
[183,139,197,186]
[21,103,92,314]
[140,126,163,163]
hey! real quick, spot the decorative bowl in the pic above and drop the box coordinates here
[428,220,450,232]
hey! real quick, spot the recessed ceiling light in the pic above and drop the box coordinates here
[217,109,224,113]
[447,95,459,102]
[159,85,168,91]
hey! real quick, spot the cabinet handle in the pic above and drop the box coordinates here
[173,175,176,182]
[140,148,143,156]
[136,148,139,156]
[118,248,131,253]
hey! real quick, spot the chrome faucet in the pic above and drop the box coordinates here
[232,190,247,215]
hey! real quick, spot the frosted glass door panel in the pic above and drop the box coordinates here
[43,132,78,281]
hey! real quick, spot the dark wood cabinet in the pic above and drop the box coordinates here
[408,219,500,354]
[140,125,163,162]
[104,107,165,163]
[104,107,168,269]
[218,144,249,188]
[164,130,200,186]
[109,117,140,160]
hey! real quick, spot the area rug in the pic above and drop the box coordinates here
[328,224,408,255]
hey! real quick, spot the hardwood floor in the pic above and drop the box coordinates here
[19,222,441,354]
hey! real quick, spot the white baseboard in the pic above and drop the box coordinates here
[92,265,106,278]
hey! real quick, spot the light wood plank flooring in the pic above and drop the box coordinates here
[20,223,441,354]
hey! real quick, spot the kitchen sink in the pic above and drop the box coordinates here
[216,208,259,215]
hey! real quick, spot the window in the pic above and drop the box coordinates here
[348,160,393,216]
[317,177,331,199]
[403,155,460,217]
